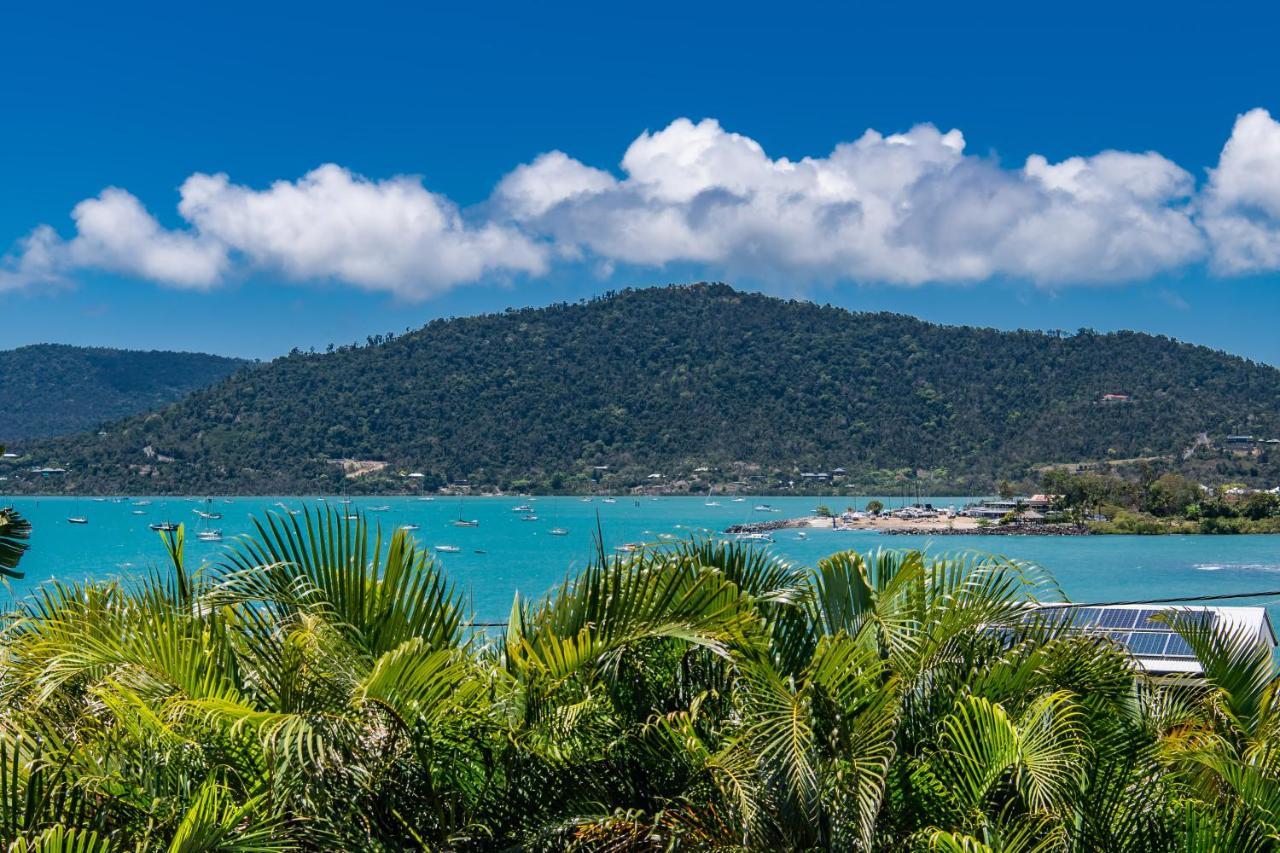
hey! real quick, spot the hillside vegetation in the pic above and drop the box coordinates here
[0,344,248,440]
[6,284,1280,494]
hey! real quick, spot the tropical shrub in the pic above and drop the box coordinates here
[0,511,1277,850]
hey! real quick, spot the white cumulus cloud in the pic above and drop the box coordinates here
[8,111,1280,296]
[177,165,547,296]
[494,117,1204,285]
[6,165,547,298]
[1200,108,1280,274]
[11,188,229,290]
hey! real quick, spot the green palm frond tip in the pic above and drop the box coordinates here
[0,505,31,578]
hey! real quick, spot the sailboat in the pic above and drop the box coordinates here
[453,498,479,527]
[704,487,720,507]
[67,498,88,524]
[196,505,222,540]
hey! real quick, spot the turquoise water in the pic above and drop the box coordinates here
[7,496,1280,622]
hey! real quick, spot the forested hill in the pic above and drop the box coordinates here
[0,345,249,440]
[6,284,1280,494]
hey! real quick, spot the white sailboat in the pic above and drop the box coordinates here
[453,498,478,527]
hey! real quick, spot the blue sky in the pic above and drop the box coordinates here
[3,1,1280,362]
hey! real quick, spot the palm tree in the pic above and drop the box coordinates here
[0,510,1277,850]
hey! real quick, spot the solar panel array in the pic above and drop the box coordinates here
[1023,606,1213,661]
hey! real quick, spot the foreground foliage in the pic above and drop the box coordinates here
[1,510,1279,850]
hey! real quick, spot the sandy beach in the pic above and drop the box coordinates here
[767,514,982,532]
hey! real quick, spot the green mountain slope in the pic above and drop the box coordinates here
[0,345,249,442]
[7,284,1280,494]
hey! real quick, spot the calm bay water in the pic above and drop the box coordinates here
[7,495,1280,622]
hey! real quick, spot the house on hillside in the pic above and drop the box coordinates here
[1224,435,1258,454]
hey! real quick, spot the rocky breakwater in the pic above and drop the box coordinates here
[882,524,1092,537]
[725,518,812,534]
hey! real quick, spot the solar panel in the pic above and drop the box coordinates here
[1163,633,1196,659]
[1022,606,1219,665]
[1072,607,1103,628]
[1096,609,1139,629]
[1124,631,1170,657]
[1133,608,1165,628]
[1187,610,1216,631]
[1038,607,1074,624]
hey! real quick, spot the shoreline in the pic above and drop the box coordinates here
[727,514,992,534]
[725,515,1096,536]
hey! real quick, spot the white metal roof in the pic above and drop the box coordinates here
[1030,603,1276,676]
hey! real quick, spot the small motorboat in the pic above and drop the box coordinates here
[194,510,222,520]
[131,509,146,515]
[520,514,538,521]
[67,517,88,525]
[197,530,222,542]
[513,504,534,512]
[602,497,617,504]
[369,505,391,512]
[549,527,569,536]
[614,542,643,553]
[149,522,179,532]
[453,519,480,527]
[399,523,420,531]
[735,532,774,544]
[435,545,461,554]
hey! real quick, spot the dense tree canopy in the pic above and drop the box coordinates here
[7,284,1280,495]
[0,344,247,440]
